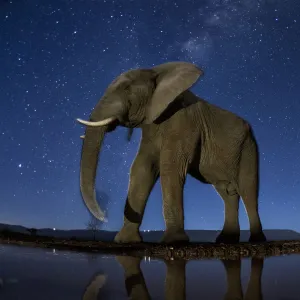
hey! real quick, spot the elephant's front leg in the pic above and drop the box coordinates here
[160,150,189,244]
[114,149,159,243]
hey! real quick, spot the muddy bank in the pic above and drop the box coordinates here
[1,232,300,260]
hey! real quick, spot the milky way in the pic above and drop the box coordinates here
[1,0,300,232]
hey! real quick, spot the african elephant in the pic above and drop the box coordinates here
[77,61,266,244]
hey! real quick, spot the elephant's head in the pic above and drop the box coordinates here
[77,61,204,221]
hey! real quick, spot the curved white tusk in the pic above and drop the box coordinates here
[80,135,85,139]
[76,117,116,127]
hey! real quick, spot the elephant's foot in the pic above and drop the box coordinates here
[114,226,142,243]
[160,229,189,244]
[249,231,266,243]
[216,230,240,244]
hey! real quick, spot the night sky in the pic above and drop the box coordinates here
[1,0,300,233]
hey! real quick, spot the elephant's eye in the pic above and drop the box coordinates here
[124,84,135,98]
[124,84,131,92]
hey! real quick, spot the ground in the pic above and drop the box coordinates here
[1,232,300,260]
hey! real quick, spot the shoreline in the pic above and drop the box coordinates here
[1,234,300,260]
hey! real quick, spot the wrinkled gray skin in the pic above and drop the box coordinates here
[116,256,264,300]
[77,61,266,244]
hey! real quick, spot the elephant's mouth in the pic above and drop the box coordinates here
[106,119,119,132]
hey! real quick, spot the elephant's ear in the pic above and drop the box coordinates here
[144,61,204,124]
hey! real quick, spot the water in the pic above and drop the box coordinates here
[0,244,299,299]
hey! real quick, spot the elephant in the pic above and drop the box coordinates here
[116,255,264,300]
[76,61,266,244]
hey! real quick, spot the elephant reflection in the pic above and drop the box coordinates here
[116,256,186,300]
[222,258,264,300]
[115,256,264,300]
[82,273,107,300]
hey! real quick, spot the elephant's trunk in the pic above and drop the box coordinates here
[80,125,108,222]
[78,94,126,221]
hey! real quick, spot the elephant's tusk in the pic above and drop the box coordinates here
[80,135,85,139]
[76,117,116,127]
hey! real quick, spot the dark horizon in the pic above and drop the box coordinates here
[1,221,300,235]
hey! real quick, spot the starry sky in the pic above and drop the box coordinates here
[1,0,300,232]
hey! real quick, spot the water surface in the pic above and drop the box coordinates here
[0,244,299,299]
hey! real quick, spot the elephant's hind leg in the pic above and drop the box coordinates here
[238,137,266,243]
[214,181,241,244]
[114,147,159,243]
